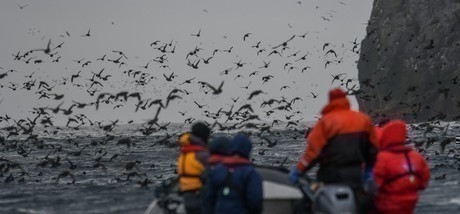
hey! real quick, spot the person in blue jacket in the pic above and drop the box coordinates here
[202,132,263,214]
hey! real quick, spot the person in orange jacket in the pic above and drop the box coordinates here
[289,88,379,211]
[177,122,211,214]
[373,120,430,214]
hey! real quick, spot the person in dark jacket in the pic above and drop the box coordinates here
[177,122,211,214]
[203,132,263,214]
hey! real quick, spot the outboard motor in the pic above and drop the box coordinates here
[145,178,185,214]
[313,185,356,214]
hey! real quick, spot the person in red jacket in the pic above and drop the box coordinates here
[290,88,378,212]
[374,120,430,214]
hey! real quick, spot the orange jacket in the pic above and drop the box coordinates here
[177,133,209,192]
[297,97,378,172]
[374,120,430,214]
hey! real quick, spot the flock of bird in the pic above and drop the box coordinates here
[0,2,459,190]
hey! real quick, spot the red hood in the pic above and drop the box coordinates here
[321,97,350,116]
[380,120,407,148]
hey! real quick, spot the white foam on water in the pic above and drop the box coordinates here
[14,208,47,214]
[441,181,459,186]
[449,198,460,205]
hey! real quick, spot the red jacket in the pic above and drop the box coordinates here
[297,96,378,172]
[374,120,430,214]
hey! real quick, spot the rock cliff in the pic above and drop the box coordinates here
[357,0,460,122]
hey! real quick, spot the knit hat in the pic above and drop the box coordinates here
[230,132,252,158]
[380,120,407,148]
[191,122,211,143]
[328,88,347,102]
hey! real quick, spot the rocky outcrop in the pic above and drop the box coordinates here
[357,0,460,122]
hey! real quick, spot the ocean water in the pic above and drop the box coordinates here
[1,122,459,213]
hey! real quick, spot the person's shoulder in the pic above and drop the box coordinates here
[377,149,396,159]
[240,165,261,177]
[194,150,210,165]
[409,150,428,162]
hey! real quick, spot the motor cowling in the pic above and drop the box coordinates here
[313,185,356,214]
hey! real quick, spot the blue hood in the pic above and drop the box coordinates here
[230,133,252,158]
[209,135,231,155]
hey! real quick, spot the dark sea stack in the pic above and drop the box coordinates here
[357,0,460,122]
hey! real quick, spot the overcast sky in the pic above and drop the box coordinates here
[0,0,373,126]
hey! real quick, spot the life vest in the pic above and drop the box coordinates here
[208,154,226,165]
[177,133,207,192]
[379,148,422,190]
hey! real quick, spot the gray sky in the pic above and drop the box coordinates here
[0,0,373,126]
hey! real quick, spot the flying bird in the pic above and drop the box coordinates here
[81,29,91,37]
[272,35,295,49]
[205,81,224,95]
[248,90,264,100]
[243,33,252,41]
[191,29,201,37]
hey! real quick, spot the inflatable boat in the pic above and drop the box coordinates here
[145,166,356,214]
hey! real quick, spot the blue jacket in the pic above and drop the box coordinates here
[202,133,263,214]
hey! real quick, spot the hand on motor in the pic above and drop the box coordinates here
[289,166,301,184]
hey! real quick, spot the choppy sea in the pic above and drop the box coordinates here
[1,122,459,213]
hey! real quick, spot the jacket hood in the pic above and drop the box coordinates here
[380,120,407,148]
[230,133,252,158]
[321,97,350,115]
[209,135,231,155]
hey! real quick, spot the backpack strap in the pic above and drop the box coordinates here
[221,167,250,210]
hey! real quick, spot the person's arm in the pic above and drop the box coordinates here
[297,120,327,172]
[418,154,430,190]
[195,150,210,166]
[245,169,263,214]
[364,117,379,168]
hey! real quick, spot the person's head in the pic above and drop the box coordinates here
[209,135,231,156]
[328,88,347,102]
[321,88,349,115]
[230,132,252,158]
[191,122,211,143]
[380,120,407,148]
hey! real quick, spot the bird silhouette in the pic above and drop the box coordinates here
[243,33,252,41]
[16,4,29,9]
[32,39,52,55]
[248,90,264,100]
[191,29,201,37]
[81,29,91,37]
[205,81,224,95]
